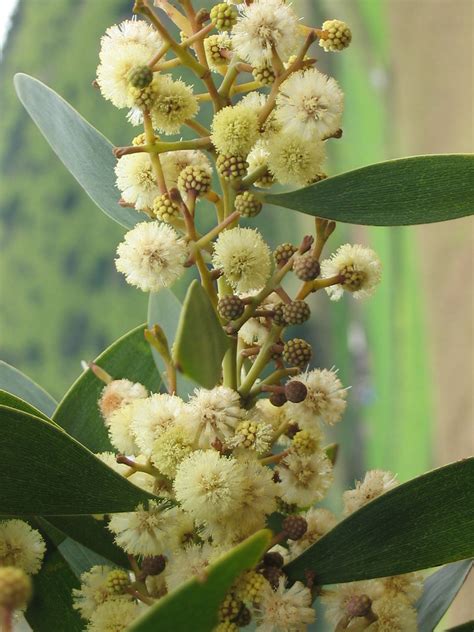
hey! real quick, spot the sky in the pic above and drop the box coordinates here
[0,0,18,57]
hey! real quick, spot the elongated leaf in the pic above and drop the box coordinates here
[14,73,139,229]
[0,361,57,417]
[53,324,160,453]
[36,517,117,577]
[130,529,271,632]
[0,406,161,516]
[46,515,129,568]
[148,290,197,397]
[265,155,474,226]
[446,623,474,631]
[417,560,472,632]
[285,459,474,585]
[25,536,83,632]
[0,389,54,423]
[173,280,230,389]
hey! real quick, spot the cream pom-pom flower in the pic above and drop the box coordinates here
[151,75,199,134]
[107,401,140,455]
[276,68,344,140]
[343,470,398,516]
[374,572,424,605]
[187,386,246,448]
[211,104,259,156]
[108,500,171,556]
[367,596,418,632]
[286,368,347,427]
[173,450,244,524]
[321,580,381,627]
[96,20,161,109]
[115,153,161,213]
[150,425,194,478]
[212,227,271,293]
[115,222,188,293]
[0,520,46,575]
[255,577,315,631]
[267,132,326,186]
[231,0,300,68]
[72,565,131,620]
[165,542,221,592]
[98,379,148,424]
[321,243,382,300]
[86,599,144,632]
[277,451,334,507]
[130,393,190,456]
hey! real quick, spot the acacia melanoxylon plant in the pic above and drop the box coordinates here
[3,1,473,631]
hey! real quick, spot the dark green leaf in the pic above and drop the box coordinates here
[46,516,129,568]
[0,360,57,417]
[285,459,474,584]
[446,623,474,631]
[53,324,160,453]
[14,73,139,229]
[173,280,230,389]
[0,389,54,424]
[417,560,472,632]
[264,155,474,226]
[148,290,197,397]
[129,529,271,632]
[25,536,83,632]
[0,405,161,516]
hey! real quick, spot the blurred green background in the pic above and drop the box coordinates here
[0,0,472,625]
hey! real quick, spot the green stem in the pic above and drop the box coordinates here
[193,210,240,250]
[135,0,209,80]
[238,325,283,397]
[248,367,299,398]
[222,337,238,389]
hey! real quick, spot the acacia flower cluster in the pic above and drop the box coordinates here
[67,1,423,630]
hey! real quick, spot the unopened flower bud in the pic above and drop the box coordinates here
[218,295,245,321]
[284,380,307,403]
[346,594,372,617]
[283,339,312,368]
[319,19,352,52]
[128,65,153,89]
[282,301,311,325]
[293,254,320,281]
[153,193,181,223]
[210,3,239,31]
[216,154,248,181]
[269,391,287,407]
[283,515,308,540]
[273,304,288,327]
[274,243,297,267]
[234,191,262,218]
[260,565,283,590]
[106,569,130,594]
[253,63,275,86]
[219,592,242,621]
[178,165,212,196]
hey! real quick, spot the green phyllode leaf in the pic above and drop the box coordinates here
[0,360,57,417]
[53,324,160,453]
[129,529,272,632]
[416,559,472,632]
[264,155,474,226]
[285,459,474,585]
[0,389,55,424]
[14,73,139,229]
[446,623,474,631]
[173,280,230,389]
[0,405,162,516]
[148,289,197,397]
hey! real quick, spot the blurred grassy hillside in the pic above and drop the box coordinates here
[0,0,146,399]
